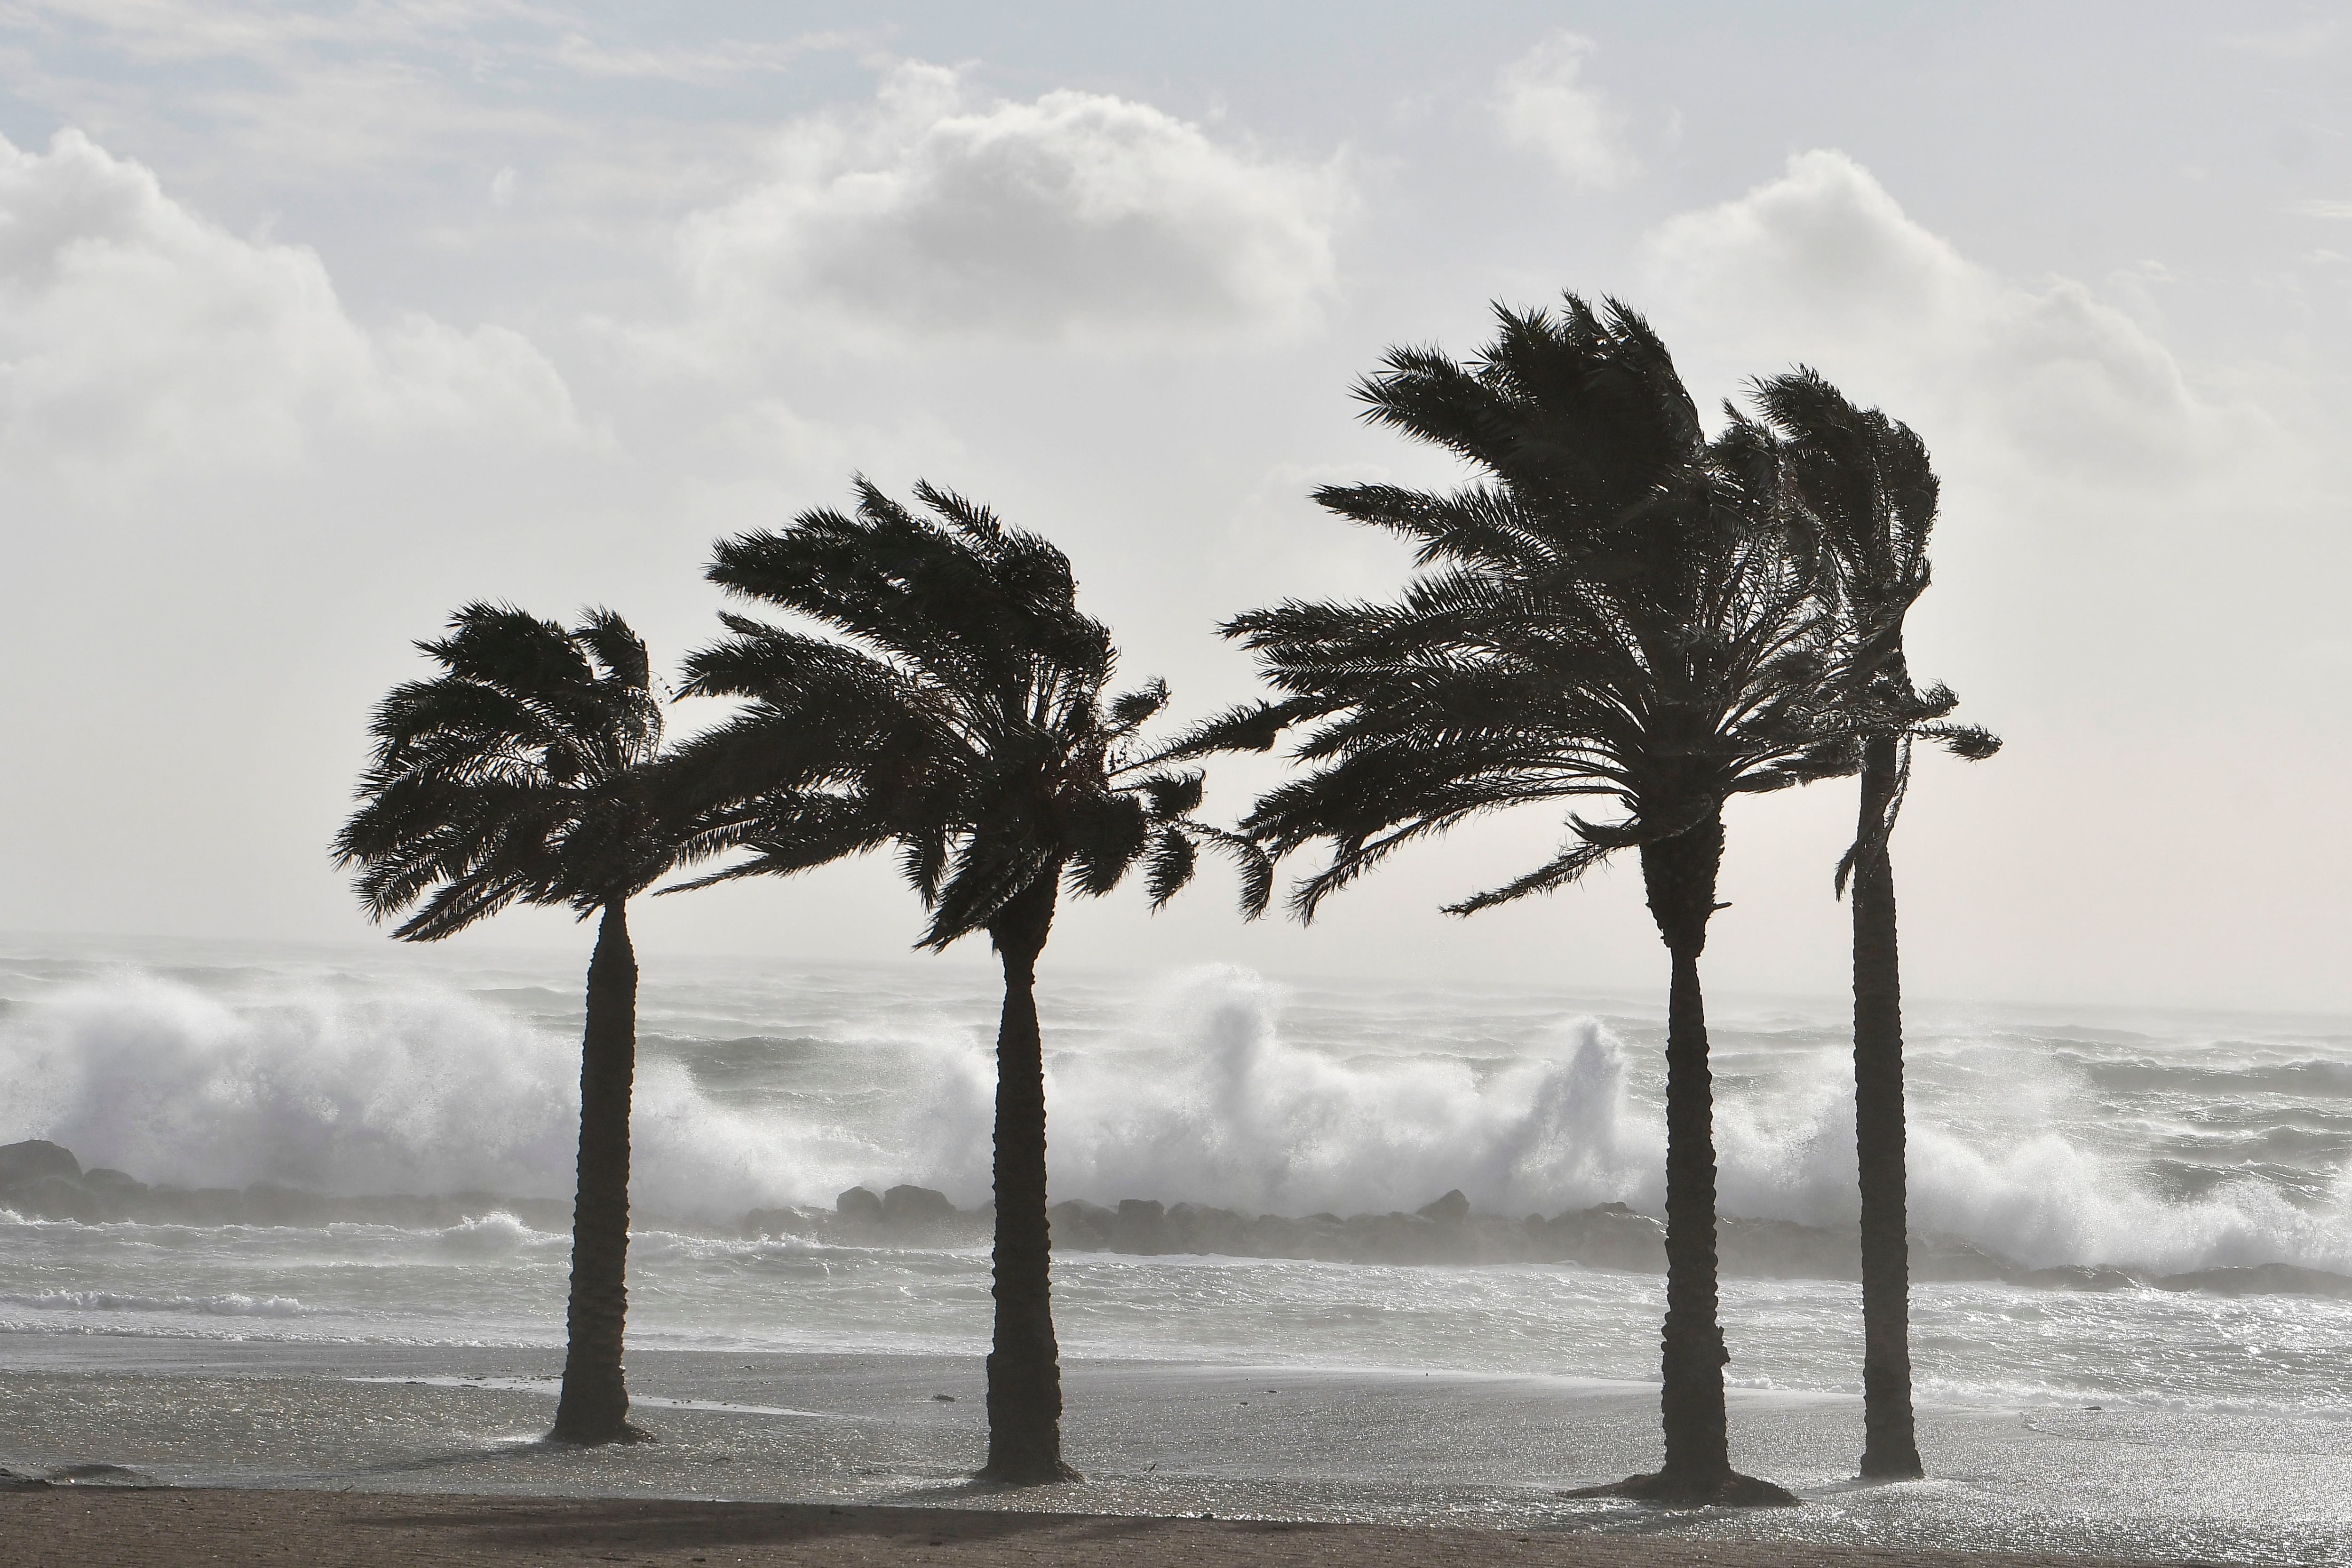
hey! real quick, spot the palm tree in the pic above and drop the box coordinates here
[334,603,697,1447]
[663,479,1260,1485]
[1749,370,1999,1480]
[1191,298,1856,1504]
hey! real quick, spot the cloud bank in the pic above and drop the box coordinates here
[0,129,578,480]
[1493,33,1637,188]
[1639,148,2241,486]
[680,62,1350,348]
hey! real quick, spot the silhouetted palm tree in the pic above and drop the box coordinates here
[1750,370,1999,1480]
[1190,299,1855,1504]
[334,603,697,1447]
[665,479,1261,1485]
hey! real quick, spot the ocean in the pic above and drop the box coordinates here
[3,935,2350,1560]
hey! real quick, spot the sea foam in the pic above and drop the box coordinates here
[4,960,2351,1275]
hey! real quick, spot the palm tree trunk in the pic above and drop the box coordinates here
[550,899,646,1445]
[977,876,1076,1484]
[1658,936,1730,1485]
[1616,812,1794,1506]
[1853,734,1923,1478]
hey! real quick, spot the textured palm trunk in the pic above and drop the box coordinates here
[1853,733,1923,1478]
[549,899,645,1445]
[977,876,1076,1484]
[1614,812,1793,1506]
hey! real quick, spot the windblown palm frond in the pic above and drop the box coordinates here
[665,479,1264,945]
[1747,369,2002,891]
[1214,296,1859,922]
[334,604,687,939]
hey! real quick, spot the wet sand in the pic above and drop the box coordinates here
[1,1337,2335,1562]
[0,1489,2227,1568]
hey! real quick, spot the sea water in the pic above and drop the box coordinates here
[3,935,2351,1558]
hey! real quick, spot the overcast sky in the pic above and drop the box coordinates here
[2,1,2348,1012]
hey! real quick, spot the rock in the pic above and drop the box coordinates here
[1048,1199,1113,1250]
[1416,1189,1470,1223]
[1533,1204,1667,1273]
[1111,1198,1168,1254]
[79,1170,148,1200]
[1164,1203,1251,1257]
[17,1177,105,1224]
[0,1140,79,1187]
[1910,1234,2011,1282]
[880,1184,955,1226]
[1343,1210,1458,1265]
[835,1186,884,1224]
[2153,1263,2352,1299]
[1717,1216,1860,1281]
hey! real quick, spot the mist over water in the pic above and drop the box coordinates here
[7,940,2352,1428]
[5,948,2350,1279]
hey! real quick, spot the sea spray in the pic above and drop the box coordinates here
[6,957,2352,1275]
[0,974,579,1197]
[1036,965,1661,1217]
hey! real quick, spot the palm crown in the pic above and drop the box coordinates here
[333,603,673,939]
[1749,369,1999,884]
[1206,298,1851,928]
[669,478,1259,943]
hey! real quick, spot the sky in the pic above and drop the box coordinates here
[1,1,2349,1012]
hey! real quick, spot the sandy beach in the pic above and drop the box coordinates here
[0,1337,2336,1564]
[0,1489,2229,1568]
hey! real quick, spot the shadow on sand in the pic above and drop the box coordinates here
[355,1497,1333,1556]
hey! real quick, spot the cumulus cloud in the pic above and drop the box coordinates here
[1493,32,1638,188]
[0,129,578,477]
[1638,149,2243,485]
[678,61,1350,348]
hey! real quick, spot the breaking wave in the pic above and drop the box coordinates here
[3,961,2350,1273]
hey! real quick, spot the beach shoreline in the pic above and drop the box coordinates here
[0,1338,2338,1562]
[0,1488,2232,1568]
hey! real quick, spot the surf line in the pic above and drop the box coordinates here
[342,1375,859,1421]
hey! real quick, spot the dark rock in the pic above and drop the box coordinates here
[1533,1204,1667,1273]
[2152,1263,2352,1299]
[880,1184,956,1226]
[1048,1199,1113,1250]
[1343,1210,1459,1264]
[0,1140,79,1187]
[17,1177,105,1224]
[1718,1216,1861,1281]
[835,1186,884,1224]
[1111,1198,1168,1253]
[79,1170,148,1200]
[1164,1203,1251,1257]
[1416,1189,1470,1223]
[1910,1234,2012,1282]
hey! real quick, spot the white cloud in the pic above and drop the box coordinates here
[0,128,578,478]
[1493,32,1637,188]
[1638,149,2243,486]
[677,61,1351,348]
[2292,198,2352,218]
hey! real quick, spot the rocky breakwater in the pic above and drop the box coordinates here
[0,1139,572,1231]
[739,1177,2352,1302]
[742,1184,993,1248]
